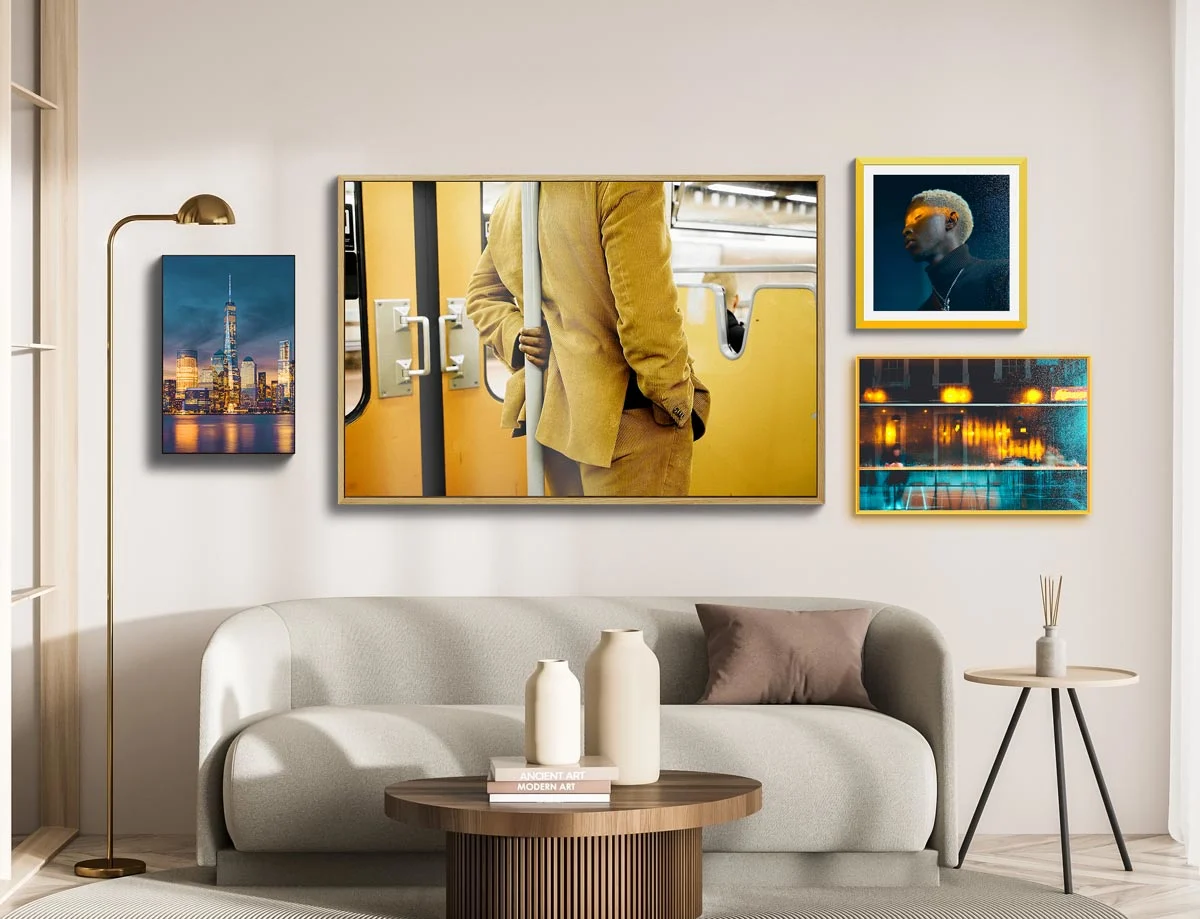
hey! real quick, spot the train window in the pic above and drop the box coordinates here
[480,181,516,404]
[344,183,367,419]
[483,346,511,402]
[670,181,818,238]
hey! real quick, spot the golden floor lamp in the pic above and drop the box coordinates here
[75,194,236,879]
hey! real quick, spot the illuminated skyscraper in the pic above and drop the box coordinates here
[276,339,293,410]
[223,275,240,396]
[240,356,257,410]
[161,379,176,413]
[175,349,199,393]
[257,372,267,401]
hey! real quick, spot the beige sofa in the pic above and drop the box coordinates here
[198,596,956,887]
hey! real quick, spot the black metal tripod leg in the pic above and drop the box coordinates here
[957,687,1031,868]
[1052,689,1073,894]
[1068,688,1133,871]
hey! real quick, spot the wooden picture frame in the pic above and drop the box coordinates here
[338,176,825,504]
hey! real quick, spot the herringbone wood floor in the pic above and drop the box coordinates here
[964,835,1200,918]
[3,834,1198,917]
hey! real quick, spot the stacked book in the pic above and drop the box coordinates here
[487,755,618,803]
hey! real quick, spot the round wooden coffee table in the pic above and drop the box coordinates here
[385,769,761,919]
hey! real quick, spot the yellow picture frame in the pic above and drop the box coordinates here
[854,355,1090,515]
[855,157,1027,329]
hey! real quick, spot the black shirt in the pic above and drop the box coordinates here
[918,244,1010,312]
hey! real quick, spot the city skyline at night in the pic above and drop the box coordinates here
[162,255,295,416]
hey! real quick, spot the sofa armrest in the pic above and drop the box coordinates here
[862,605,957,868]
[197,605,293,866]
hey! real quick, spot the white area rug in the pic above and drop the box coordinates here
[10,866,1125,918]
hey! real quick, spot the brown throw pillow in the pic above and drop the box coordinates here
[695,604,875,709]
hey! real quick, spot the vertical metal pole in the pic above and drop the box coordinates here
[520,182,544,496]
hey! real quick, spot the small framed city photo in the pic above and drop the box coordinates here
[856,356,1090,515]
[162,254,296,454]
[856,158,1026,329]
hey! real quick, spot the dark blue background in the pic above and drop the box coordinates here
[870,173,1010,311]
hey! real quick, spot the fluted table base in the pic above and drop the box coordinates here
[446,828,703,919]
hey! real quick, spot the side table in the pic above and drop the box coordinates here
[957,666,1138,894]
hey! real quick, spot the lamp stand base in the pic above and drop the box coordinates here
[74,857,146,879]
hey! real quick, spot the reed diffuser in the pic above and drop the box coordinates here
[1036,574,1067,678]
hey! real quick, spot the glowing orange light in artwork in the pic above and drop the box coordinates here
[1021,388,1044,404]
[884,420,897,447]
[863,388,888,403]
[940,385,973,404]
[1051,386,1088,402]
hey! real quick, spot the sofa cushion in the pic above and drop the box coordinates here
[695,604,876,708]
[223,704,936,855]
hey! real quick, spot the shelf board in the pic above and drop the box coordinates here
[11,343,57,354]
[11,585,56,605]
[10,82,58,110]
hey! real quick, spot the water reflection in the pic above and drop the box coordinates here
[163,415,295,454]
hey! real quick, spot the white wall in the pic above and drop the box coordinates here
[72,0,1172,837]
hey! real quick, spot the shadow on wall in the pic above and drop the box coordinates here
[13,606,241,837]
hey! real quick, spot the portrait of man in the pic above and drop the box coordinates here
[903,189,1010,312]
[856,159,1026,329]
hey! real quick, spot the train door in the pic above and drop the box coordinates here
[343,180,525,499]
[344,181,423,497]
[434,181,525,496]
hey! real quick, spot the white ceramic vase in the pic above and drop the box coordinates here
[584,629,660,785]
[1035,626,1067,678]
[524,659,581,766]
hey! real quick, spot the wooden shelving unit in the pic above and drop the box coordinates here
[10,586,56,605]
[10,343,56,354]
[10,80,54,110]
[1,0,80,898]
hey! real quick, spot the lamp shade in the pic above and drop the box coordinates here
[176,194,235,226]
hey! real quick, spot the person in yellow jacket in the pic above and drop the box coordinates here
[466,181,710,497]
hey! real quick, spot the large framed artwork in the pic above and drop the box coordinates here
[338,177,825,504]
[162,254,296,454]
[856,357,1089,515]
[856,157,1026,329]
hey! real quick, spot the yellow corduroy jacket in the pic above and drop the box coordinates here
[465,181,710,469]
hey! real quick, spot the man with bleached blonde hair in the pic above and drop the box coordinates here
[902,188,1009,312]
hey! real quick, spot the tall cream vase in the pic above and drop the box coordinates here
[524,659,581,766]
[584,629,660,784]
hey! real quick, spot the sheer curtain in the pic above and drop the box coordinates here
[1172,0,1200,869]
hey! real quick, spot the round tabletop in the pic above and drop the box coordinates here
[384,769,762,838]
[964,666,1139,689]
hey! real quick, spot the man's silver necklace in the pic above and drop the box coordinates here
[932,268,966,310]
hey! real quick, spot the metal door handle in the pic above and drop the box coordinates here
[439,299,465,374]
[392,302,431,377]
[408,316,431,376]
